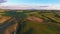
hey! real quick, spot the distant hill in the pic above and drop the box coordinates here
[0,5,60,10]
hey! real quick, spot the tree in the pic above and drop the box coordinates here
[2,10,28,34]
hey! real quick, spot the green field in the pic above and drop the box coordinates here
[0,10,60,34]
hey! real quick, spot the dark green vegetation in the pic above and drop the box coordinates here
[0,10,60,34]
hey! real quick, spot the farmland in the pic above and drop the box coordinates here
[0,10,60,34]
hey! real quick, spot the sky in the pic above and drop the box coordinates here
[1,0,60,6]
[0,0,60,9]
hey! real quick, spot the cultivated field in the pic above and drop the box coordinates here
[0,10,60,34]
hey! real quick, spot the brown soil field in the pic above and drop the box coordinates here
[0,16,12,24]
[27,16,43,23]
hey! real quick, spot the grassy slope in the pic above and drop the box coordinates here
[21,11,60,34]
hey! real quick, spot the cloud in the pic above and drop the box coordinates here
[0,0,7,3]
